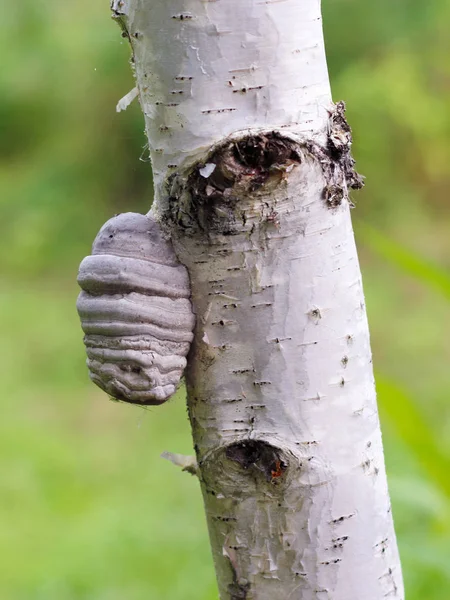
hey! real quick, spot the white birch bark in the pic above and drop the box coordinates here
[111,0,404,598]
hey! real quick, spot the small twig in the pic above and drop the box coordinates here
[161,451,199,476]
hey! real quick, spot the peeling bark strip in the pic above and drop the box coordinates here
[110,1,404,598]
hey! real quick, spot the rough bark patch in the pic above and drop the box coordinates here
[225,440,288,483]
[228,580,250,600]
[327,101,364,192]
[308,100,364,209]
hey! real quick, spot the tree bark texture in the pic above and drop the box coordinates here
[112,0,404,598]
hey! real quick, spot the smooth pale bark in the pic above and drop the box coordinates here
[112,0,403,598]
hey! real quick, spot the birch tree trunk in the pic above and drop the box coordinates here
[111,1,404,598]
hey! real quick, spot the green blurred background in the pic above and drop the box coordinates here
[1,1,449,598]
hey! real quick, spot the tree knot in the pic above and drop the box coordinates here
[165,133,301,235]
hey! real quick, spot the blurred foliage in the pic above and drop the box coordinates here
[360,223,450,301]
[1,0,449,598]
